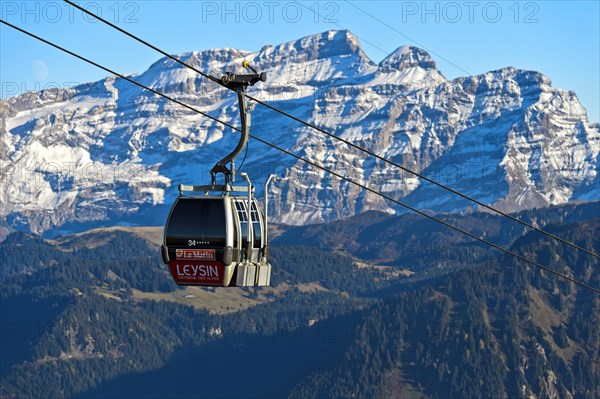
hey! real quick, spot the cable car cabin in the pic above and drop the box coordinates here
[161,186,271,287]
[161,62,273,287]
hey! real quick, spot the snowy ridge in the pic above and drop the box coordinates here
[0,29,598,239]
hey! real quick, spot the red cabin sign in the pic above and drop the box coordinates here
[176,249,216,261]
[168,261,224,285]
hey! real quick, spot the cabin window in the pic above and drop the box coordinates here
[166,198,226,247]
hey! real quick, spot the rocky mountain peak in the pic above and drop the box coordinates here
[379,45,437,71]
[255,29,372,67]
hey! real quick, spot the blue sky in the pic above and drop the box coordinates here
[1,1,599,122]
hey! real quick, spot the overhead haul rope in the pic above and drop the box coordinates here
[1,19,599,295]
[62,0,600,261]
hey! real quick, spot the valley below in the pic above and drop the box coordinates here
[1,202,598,398]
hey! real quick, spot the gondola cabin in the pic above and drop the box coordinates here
[161,61,273,287]
[161,182,271,287]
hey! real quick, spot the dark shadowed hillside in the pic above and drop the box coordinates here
[1,203,598,398]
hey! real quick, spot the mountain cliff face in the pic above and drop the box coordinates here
[1,29,598,238]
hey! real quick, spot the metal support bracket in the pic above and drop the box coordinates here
[209,63,267,186]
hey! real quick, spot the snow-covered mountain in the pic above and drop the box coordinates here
[1,30,599,239]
